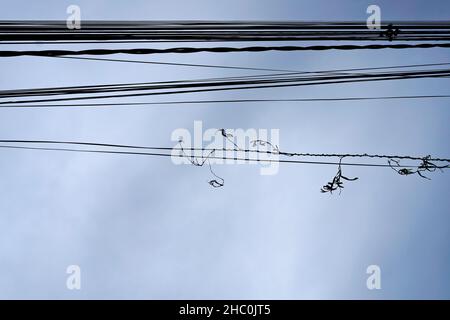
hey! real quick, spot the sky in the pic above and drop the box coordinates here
[0,0,449,299]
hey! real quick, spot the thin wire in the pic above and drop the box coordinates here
[1,94,450,108]
[52,56,300,73]
[51,56,450,75]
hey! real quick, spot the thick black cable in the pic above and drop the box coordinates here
[1,43,450,58]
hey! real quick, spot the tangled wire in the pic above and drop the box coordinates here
[388,156,448,180]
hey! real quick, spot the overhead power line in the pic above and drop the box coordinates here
[0,139,449,163]
[1,20,450,43]
[1,67,449,104]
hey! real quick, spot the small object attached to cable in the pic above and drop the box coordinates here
[380,24,400,41]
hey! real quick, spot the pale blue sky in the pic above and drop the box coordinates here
[0,0,449,299]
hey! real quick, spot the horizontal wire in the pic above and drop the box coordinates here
[0,140,448,163]
[2,43,450,58]
[0,144,430,169]
[2,61,448,97]
[3,67,450,96]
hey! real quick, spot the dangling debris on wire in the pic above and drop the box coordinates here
[177,138,225,188]
[321,157,359,194]
[250,140,280,154]
[0,139,448,192]
[207,160,224,188]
